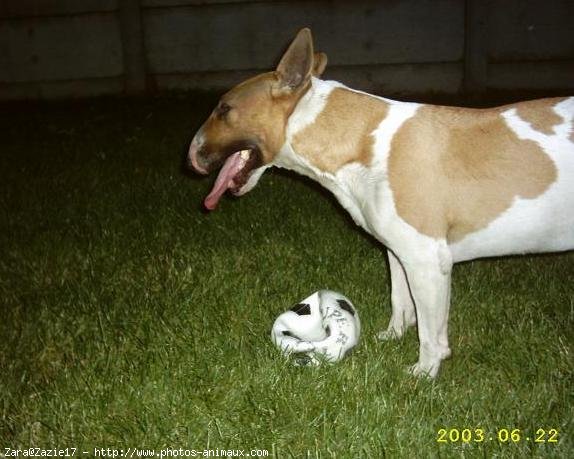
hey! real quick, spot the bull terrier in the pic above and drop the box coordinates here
[188,28,574,377]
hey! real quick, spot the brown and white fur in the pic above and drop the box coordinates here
[188,28,574,377]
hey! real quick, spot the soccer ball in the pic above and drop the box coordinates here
[271,290,361,365]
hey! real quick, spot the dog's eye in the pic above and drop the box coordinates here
[216,102,232,118]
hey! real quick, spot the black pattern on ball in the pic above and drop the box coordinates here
[336,299,355,316]
[290,302,311,315]
[282,330,301,340]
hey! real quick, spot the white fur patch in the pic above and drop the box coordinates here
[285,77,341,140]
[371,102,421,168]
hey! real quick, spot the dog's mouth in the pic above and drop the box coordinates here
[204,147,261,210]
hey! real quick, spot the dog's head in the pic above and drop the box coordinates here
[187,28,328,210]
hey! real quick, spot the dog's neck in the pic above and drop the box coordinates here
[274,77,390,233]
[276,77,341,174]
[279,79,370,174]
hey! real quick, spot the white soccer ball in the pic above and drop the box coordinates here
[271,290,361,365]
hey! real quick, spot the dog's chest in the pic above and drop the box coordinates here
[276,141,394,245]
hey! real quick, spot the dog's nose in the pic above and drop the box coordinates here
[187,139,208,175]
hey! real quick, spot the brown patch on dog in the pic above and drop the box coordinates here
[570,120,574,144]
[515,98,565,135]
[389,103,558,242]
[200,72,303,164]
[292,88,389,173]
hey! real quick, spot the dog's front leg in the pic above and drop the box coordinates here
[378,250,416,340]
[401,248,452,378]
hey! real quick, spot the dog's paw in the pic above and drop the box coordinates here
[377,328,403,341]
[378,316,416,341]
[407,362,439,379]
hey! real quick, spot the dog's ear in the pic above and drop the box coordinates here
[313,52,328,77]
[273,28,314,96]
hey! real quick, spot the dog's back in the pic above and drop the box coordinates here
[440,97,574,260]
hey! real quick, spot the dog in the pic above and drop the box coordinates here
[188,28,574,377]
[271,290,361,365]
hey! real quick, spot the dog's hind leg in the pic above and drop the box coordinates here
[378,250,417,340]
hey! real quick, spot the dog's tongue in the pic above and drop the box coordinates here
[204,151,245,210]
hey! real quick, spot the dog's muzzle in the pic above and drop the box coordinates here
[188,136,208,175]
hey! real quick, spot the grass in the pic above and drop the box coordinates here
[0,94,572,458]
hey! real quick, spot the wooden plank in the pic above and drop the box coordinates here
[0,1,118,18]
[489,0,574,62]
[154,62,464,95]
[144,0,464,74]
[118,0,147,94]
[142,0,257,7]
[0,77,123,100]
[488,61,574,90]
[463,0,488,94]
[0,14,122,82]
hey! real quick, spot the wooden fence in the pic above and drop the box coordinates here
[0,0,572,100]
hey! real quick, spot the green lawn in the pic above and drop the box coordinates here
[1,95,572,458]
